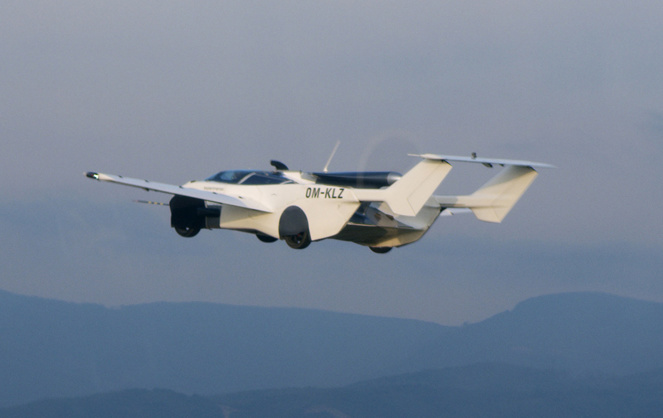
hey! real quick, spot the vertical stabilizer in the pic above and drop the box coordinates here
[469,165,539,223]
[383,159,453,216]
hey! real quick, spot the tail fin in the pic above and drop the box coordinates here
[383,159,453,216]
[468,165,539,223]
[353,154,552,219]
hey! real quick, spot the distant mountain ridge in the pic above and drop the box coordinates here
[1,289,662,408]
[414,292,663,375]
[3,364,663,418]
[0,289,449,407]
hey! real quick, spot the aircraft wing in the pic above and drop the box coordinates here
[85,172,272,212]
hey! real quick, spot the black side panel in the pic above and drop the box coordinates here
[170,195,206,230]
[279,206,308,237]
[312,171,401,189]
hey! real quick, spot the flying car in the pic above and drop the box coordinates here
[85,152,553,253]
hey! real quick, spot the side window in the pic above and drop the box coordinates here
[206,170,291,184]
[241,173,288,185]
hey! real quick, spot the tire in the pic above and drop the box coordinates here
[279,206,311,250]
[369,246,392,254]
[175,226,200,238]
[284,231,311,249]
[170,195,205,237]
[256,233,278,243]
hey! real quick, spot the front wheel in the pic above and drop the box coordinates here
[175,226,200,238]
[284,231,311,249]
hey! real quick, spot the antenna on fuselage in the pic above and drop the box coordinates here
[323,141,341,173]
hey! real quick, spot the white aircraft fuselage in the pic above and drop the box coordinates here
[86,154,553,253]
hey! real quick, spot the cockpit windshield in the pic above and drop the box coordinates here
[205,170,291,185]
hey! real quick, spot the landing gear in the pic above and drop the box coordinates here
[174,226,200,238]
[369,246,392,254]
[256,233,278,243]
[170,195,205,238]
[284,231,311,249]
[279,206,311,250]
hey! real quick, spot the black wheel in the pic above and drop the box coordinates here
[284,231,311,249]
[369,246,392,254]
[170,195,205,237]
[256,233,278,243]
[279,206,311,250]
[175,226,200,238]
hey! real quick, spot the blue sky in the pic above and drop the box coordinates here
[1,1,661,324]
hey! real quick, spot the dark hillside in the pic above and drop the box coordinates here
[0,290,449,407]
[415,292,663,374]
[4,364,663,418]
[2,290,663,408]
[0,389,223,418]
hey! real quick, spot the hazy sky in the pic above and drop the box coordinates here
[2,1,662,324]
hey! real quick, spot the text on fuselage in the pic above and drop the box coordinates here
[305,187,345,199]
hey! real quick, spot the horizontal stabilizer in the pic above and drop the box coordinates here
[411,153,556,169]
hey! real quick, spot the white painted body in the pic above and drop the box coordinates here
[86,154,553,252]
[184,181,361,241]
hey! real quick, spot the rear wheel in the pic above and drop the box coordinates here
[369,246,392,254]
[256,233,278,243]
[284,231,311,249]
